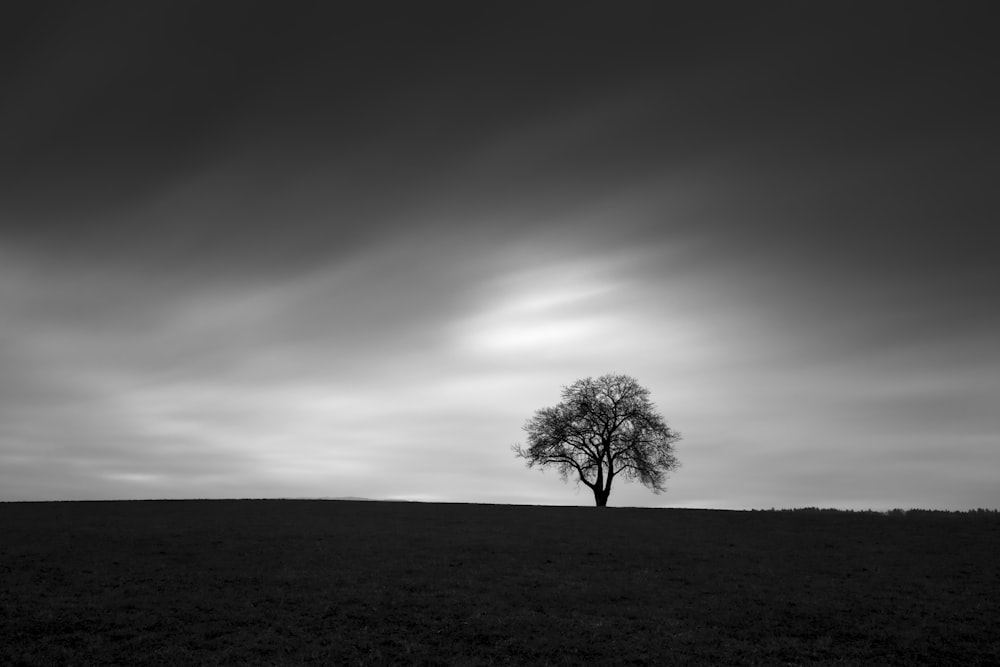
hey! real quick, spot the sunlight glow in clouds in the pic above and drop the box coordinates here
[455,258,623,356]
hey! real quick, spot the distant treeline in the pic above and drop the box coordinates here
[755,507,1000,517]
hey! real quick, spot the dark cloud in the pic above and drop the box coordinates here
[4,3,991,264]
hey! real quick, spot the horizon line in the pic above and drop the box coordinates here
[1,497,997,513]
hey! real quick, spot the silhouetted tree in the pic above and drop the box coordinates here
[513,374,680,507]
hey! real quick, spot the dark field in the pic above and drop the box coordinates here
[2,500,998,665]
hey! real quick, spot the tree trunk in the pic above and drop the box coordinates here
[593,488,609,507]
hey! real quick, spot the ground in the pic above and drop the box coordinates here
[2,500,998,665]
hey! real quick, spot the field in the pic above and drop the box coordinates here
[2,500,998,665]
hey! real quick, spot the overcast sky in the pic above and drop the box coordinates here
[1,2,997,509]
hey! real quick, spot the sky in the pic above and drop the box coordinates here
[1,2,997,510]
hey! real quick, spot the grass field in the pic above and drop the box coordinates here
[2,500,998,665]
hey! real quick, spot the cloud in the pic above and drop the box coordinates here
[1,3,997,509]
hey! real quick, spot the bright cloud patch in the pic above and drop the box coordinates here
[453,254,629,359]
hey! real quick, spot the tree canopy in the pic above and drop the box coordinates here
[514,374,680,506]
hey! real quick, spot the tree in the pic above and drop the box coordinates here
[513,374,680,507]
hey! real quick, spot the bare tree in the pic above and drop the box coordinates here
[513,374,680,507]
